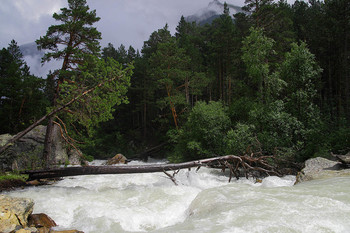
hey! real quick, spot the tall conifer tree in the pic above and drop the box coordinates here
[36,0,132,166]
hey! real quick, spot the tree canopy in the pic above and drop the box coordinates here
[1,0,349,169]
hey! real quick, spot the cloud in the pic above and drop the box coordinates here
[24,54,61,78]
[0,0,245,77]
[13,0,64,22]
[1,0,246,50]
[0,0,65,47]
[2,0,298,77]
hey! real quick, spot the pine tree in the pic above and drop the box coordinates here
[138,25,172,138]
[0,40,47,134]
[36,0,132,166]
[323,0,350,121]
[243,0,275,28]
[149,37,191,129]
[175,16,208,106]
[207,3,237,102]
[102,43,117,61]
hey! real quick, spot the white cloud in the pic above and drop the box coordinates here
[1,0,296,77]
[1,0,247,50]
[13,0,65,22]
[0,1,65,47]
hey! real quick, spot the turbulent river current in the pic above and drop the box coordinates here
[5,160,350,233]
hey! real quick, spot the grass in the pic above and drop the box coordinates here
[0,172,28,192]
[0,172,28,182]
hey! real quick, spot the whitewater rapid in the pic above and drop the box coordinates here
[5,160,350,232]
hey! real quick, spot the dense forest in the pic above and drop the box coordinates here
[0,0,349,167]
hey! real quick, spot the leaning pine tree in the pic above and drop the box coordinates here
[35,0,132,167]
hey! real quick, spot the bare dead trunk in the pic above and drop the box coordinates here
[24,154,281,181]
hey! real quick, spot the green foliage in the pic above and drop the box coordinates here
[280,42,322,123]
[83,154,94,162]
[36,0,101,66]
[58,57,132,133]
[56,56,133,157]
[169,101,230,161]
[225,123,257,155]
[149,37,190,127]
[0,173,28,182]
[0,40,48,134]
[249,101,304,154]
[324,123,350,155]
[3,0,350,165]
[241,27,276,102]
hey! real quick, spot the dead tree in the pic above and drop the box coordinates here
[24,154,281,182]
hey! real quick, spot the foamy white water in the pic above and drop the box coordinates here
[5,160,350,233]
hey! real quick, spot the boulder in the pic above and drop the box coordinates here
[67,148,82,165]
[0,195,34,233]
[0,195,84,233]
[15,228,37,233]
[105,153,128,165]
[332,152,350,166]
[28,213,57,229]
[0,134,13,147]
[295,157,350,184]
[0,125,84,172]
[51,230,84,233]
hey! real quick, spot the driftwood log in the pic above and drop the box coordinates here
[24,155,281,182]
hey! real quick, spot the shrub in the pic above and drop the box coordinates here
[168,101,230,161]
[225,123,257,155]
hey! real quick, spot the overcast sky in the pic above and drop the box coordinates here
[1,0,298,77]
[0,0,253,50]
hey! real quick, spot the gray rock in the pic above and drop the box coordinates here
[0,125,83,172]
[68,148,83,165]
[50,124,69,165]
[296,157,350,184]
[334,152,350,165]
[104,153,128,165]
[0,134,13,147]
[0,195,34,233]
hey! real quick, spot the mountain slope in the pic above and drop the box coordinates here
[185,0,243,25]
[19,42,60,78]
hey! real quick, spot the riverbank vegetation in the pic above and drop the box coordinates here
[0,172,28,191]
[0,0,349,169]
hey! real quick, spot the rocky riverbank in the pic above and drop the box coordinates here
[0,194,83,233]
[0,125,85,172]
[295,154,350,184]
[0,175,60,193]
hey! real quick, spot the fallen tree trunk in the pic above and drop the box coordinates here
[24,155,281,181]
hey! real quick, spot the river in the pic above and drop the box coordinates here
[5,160,350,233]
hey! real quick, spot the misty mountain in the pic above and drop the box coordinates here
[19,42,43,57]
[185,0,243,25]
[19,42,60,78]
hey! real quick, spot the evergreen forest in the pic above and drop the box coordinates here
[0,0,349,167]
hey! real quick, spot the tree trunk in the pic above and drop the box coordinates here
[344,24,349,121]
[185,77,190,105]
[43,117,54,168]
[165,84,178,129]
[24,155,281,181]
